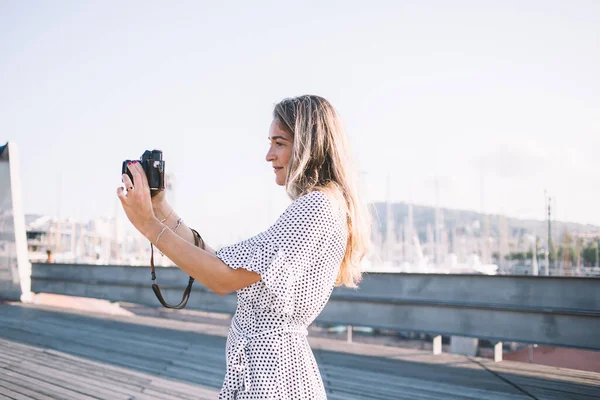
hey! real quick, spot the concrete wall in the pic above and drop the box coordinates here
[32,263,238,314]
[0,142,31,301]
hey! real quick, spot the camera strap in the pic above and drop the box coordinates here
[150,228,204,309]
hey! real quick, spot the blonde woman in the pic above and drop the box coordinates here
[118,95,371,399]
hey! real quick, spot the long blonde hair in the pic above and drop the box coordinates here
[273,95,371,288]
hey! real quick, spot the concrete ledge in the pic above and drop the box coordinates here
[30,263,600,351]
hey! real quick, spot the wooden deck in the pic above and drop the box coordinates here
[0,303,599,400]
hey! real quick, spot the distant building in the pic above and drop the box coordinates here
[24,214,173,266]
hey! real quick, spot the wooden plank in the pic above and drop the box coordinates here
[0,326,169,374]
[162,361,226,381]
[1,303,229,339]
[1,316,225,378]
[0,349,22,364]
[43,348,158,383]
[5,362,121,399]
[16,318,192,351]
[0,318,190,361]
[317,350,522,395]
[0,368,97,400]
[482,359,600,387]
[511,386,600,400]
[0,337,219,400]
[161,365,225,388]
[27,314,198,346]
[322,365,530,400]
[6,361,134,400]
[0,379,57,400]
[0,328,225,393]
[142,388,218,400]
[146,377,220,398]
[40,349,219,397]
[478,359,600,399]
[0,391,27,400]
[495,379,600,400]
[0,341,151,390]
[23,357,147,393]
[0,314,226,387]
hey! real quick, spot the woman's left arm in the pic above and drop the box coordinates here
[118,161,260,295]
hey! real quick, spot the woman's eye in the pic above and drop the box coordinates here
[275,142,285,147]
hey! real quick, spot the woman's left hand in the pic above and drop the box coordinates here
[117,161,159,238]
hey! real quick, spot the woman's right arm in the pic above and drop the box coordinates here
[154,203,217,256]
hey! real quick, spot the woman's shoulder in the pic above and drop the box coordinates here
[288,189,346,220]
[296,189,329,205]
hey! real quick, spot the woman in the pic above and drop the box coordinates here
[118,95,371,399]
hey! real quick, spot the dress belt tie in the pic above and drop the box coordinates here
[229,318,308,392]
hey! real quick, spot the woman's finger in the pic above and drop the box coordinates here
[122,173,134,190]
[127,162,143,189]
[134,161,150,189]
[116,186,127,202]
[129,161,149,190]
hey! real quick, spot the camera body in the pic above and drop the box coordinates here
[122,149,166,197]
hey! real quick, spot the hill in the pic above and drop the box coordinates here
[370,202,600,241]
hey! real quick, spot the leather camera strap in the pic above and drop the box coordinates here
[150,228,204,309]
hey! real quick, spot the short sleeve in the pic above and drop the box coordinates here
[216,191,338,309]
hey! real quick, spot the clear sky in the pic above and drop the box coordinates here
[1,0,599,246]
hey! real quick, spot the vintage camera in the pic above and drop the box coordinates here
[122,149,166,197]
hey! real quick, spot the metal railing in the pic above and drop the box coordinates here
[30,263,600,357]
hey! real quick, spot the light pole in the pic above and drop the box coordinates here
[595,237,600,268]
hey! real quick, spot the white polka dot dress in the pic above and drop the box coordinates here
[216,190,348,399]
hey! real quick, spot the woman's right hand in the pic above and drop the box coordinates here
[151,192,170,219]
[151,176,170,220]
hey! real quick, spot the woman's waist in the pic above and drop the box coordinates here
[230,316,308,340]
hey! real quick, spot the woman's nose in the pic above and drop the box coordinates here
[266,147,276,162]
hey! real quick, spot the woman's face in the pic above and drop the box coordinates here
[266,119,293,186]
